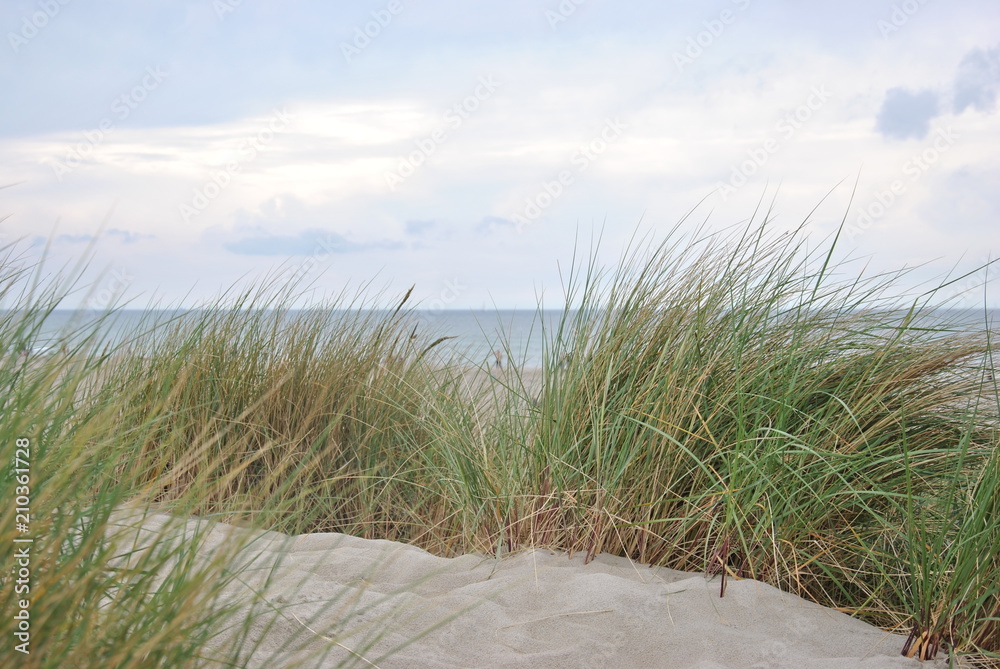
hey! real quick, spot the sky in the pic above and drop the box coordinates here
[1,0,999,311]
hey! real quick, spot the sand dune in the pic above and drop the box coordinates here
[106,509,947,668]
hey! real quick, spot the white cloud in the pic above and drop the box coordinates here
[1,1,999,308]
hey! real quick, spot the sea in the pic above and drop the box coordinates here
[9,309,564,369]
[7,308,999,370]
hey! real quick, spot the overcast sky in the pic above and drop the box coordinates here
[2,0,999,310]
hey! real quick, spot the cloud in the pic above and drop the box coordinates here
[875,87,941,140]
[107,228,155,243]
[405,219,436,236]
[56,233,95,244]
[476,216,517,234]
[223,229,402,256]
[954,45,1000,114]
[53,228,154,245]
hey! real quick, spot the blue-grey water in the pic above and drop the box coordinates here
[7,308,999,370]
[11,309,565,368]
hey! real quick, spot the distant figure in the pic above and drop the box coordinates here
[494,349,504,369]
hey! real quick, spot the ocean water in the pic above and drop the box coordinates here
[7,307,999,370]
[11,309,564,368]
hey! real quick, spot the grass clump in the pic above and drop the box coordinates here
[101,281,451,543]
[399,206,1000,663]
[0,257,458,667]
[1,198,998,664]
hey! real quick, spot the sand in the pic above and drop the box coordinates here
[102,508,949,668]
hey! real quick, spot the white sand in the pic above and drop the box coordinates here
[106,509,947,668]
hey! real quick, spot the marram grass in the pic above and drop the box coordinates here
[0,261,459,667]
[1,209,999,665]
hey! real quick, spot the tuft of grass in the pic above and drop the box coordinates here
[0,257,460,667]
[395,204,1000,662]
[2,197,999,664]
[526,213,999,663]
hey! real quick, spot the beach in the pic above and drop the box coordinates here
[107,507,947,668]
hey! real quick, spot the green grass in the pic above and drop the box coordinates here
[0,259,458,667]
[1,205,999,665]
